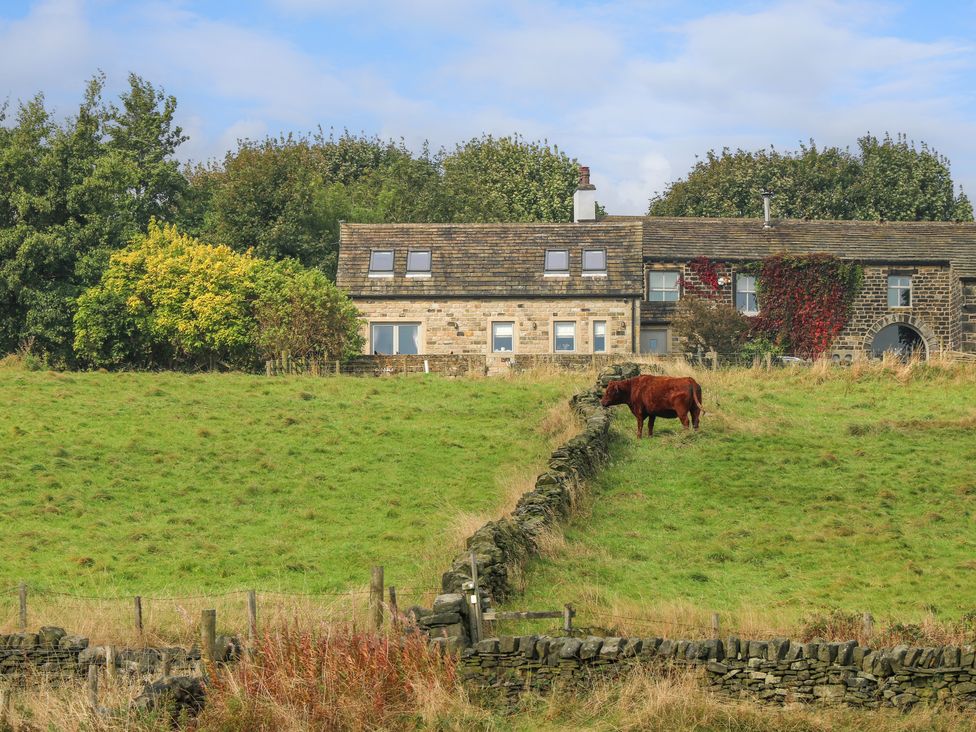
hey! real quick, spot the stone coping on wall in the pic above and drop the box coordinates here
[460,634,976,709]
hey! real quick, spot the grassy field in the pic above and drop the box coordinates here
[0,365,581,604]
[511,360,976,637]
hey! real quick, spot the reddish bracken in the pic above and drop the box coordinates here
[200,624,457,731]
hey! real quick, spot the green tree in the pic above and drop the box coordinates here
[649,134,972,222]
[441,134,579,222]
[196,132,445,277]
[0,73,188,365]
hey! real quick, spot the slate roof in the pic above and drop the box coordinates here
[336,222,644,298]
[604,216,976,277]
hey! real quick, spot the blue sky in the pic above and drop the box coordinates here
[2,0,975,213]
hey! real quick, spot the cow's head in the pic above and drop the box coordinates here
[600,379,630,407]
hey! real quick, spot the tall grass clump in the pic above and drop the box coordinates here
[198,624,483,731]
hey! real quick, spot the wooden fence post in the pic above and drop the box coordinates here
[105,645,117,683]
[247,590,257,647]
[0,686,10,727]
[709,350,718,370]
[711,612,720,639]
[335,359,340,375]
[201,609,217,668]
[563,604,574,635]
[134,596,143,637]
[370,567,384,632]
[160,650,172,678]
[764,353,772,370]
[18,583,26,631]
[862,612,874,640]
[86,663,98,710]
[468,552,484,644]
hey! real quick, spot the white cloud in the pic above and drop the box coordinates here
[2,0,974,214]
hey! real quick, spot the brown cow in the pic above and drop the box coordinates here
[600,375,703,438]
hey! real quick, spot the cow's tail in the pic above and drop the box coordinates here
[691,383,705,414]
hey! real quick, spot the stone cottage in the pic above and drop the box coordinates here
[336,172,976,359]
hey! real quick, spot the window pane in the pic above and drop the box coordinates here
[748,293,757,312]
[899,288,911,306]
[649,271,680,296]
[545,250,569,272]
[593,321,606,352]
[736,291,749,310]
[407,250,431,272]
[371,325,394,354]
[554,322,576,352]
[583,249,606,271]
[370,250,393,272]
[397,325,419,355]
[492,322,514,352]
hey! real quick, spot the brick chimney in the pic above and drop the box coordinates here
[573,166,597,222]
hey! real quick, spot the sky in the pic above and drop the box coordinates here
[1,0,975,214]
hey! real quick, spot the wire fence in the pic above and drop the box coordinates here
[0,578,442,648]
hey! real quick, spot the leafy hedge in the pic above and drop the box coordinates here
[73,222,362,369]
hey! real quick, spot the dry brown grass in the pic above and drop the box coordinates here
[1,673,170,731]
[519,666,976,731]
[0,587,444,649]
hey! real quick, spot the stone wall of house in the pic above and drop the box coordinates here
[833,265,958,355]
[461,634,976,709]
[642,261,961,356]
[352,298,636,356]
[960,278,976,353]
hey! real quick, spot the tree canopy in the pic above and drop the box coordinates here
[0,73,187,366]
[649,134,973,222]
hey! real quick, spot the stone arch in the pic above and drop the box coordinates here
[862,313,938,359]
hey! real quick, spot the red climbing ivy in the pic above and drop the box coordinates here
[748,254,863,358]
[679,256,721,299]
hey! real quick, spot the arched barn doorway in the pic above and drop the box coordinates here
[871,323,927,360]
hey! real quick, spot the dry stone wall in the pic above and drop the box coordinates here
[407,363,641,652]
[461,634,976,709]
[0,627,238,679]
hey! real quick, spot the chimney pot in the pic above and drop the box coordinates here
[761,190,773,228]
[573,165,597,222]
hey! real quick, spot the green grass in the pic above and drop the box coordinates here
[514,364,976,628]
[0,368,578,595]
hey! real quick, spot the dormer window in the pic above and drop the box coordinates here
[544,249,569,276]
[582,248,607,276]
[368,250,394,277]
[406,249,431,277]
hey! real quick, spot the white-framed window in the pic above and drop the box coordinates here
[582,248,607,275]
[544,249,569,275]
[553,321,576,352]
[648,271,680,302]
[736,274,758,315]
[888,276,912,307]
[593,320,607,353]
[406,249,431,276]
[368,250,394,277]
[491,322,515,353]
[370,322,420,355]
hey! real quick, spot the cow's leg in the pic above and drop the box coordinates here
[635,411,644,438]
[676,405,690,429]
[691,407,701,430]
[647,415,656,437]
